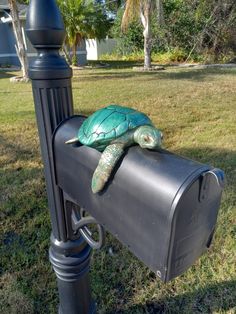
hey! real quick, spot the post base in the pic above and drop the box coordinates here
[50,234,95,314]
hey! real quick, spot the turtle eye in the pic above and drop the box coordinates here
[143,135,151,143]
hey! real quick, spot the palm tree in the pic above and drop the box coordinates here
[57,0,111,65]
[8,0,29,80]
[122,0,163,69]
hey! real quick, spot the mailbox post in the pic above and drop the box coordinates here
[26,1,94,313]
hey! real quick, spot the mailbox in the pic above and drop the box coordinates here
[53,115,224,283]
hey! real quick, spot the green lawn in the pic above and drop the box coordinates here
[0,64,236,314]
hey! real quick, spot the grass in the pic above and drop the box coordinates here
[0,64,236,314]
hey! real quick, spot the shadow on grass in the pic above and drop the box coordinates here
[88,60,143,69]
[146,67,236,82]
[0,134,38,162]
[176,146,236,163]
[119,280,236,314]
[175,146,236,188]
[76,67,236,83]
[0,134,44,220]
[73,72,135,81]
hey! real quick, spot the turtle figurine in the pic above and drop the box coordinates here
[66,105,163,193]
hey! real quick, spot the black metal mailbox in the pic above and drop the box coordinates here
[53,115,224,283]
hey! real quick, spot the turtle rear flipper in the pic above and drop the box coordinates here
[92,143,125,193]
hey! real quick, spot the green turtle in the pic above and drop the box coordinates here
[66,105,163,193]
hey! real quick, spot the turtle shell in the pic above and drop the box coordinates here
[78,105,152,150]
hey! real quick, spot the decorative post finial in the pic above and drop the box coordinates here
[26,0,64,46]
[26,0,71,79]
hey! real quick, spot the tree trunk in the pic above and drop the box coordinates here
[143,22,151,69]
[62,43,72,65]
[8,0,29,79]
[72,44,78,65]
[140,1,152,69]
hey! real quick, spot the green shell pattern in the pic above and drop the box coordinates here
[78,105,152,150]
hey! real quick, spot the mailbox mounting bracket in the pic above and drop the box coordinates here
[71,206,105,250]
[62,192,105,249]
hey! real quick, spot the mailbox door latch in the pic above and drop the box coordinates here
[199,168,225,202]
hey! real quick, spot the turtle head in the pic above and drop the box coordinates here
[134,125,163,149]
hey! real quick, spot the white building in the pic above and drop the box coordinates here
[86,38,117,60]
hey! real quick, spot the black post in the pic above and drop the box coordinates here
[26,0,95,313]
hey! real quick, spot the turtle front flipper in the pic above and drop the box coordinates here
[92,143,125,194]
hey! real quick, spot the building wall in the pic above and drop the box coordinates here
[86,39,98,60]
[86,38,117,60]
[25,32,87,66]
[76,40,87,66]
[0,13,19,66]
[0,16,87,67]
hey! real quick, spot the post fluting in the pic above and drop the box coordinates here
[26,1,94,312]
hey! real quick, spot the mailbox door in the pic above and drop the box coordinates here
[166,169,224,281]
